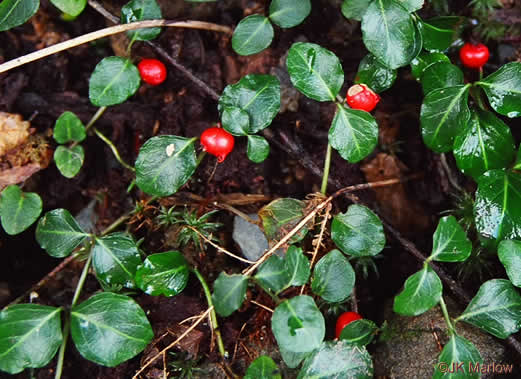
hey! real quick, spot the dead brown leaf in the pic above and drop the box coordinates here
[0,112,30,157]
[0,163,41,190]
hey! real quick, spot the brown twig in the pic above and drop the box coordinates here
[250,300,274,313]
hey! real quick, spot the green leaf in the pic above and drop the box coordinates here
[420,62,463,96]
[135,135,197,196]
[341,0,371,21]
[245,356,281,379]
[0,0,39,32]
[92,232,142,289]
[71,292,154,366]
[311,250,355,303]
[393,265,442,316]
[285,245,310,286]
[477,62,521,118]
[212,272,248,317]
[232,15,274,56]
[355,53,397,93]
[259,198,308,243]
[255,255,290,295]
[514,144,521,170]
[89,56,141,107]
[269,0,310,28]
[0,185,42,235]
[361,0,421,69]
[398,0,424,12]
[135,251,189,296]
[410,51,450,80]
[121,0,162,41]
[420,84,471,152]
[279,346,309,369]
[328,104,378,163]
[457,279,521,339]
[331,204,385,257]
[218,74,281,134]
[271,295,325,353]
[339,319,378,347]
[454,110,515,179]
[286,42,344,102]
[53,111,86,144]
[54,145,84,178]
[420,16,463,52]
[433,335,482,379]
[430,216,472,262]
[49,0,86,17]
[36,208,89,258]
[498,240,521,287]
[247,135,270,163]
[474,170,521,241]
[297,340,373,379]
[0,304,62,374]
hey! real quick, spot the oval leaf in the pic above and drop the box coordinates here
[420,16,463,52]
[355,53,397,93]
[341,0,371,21]
[232,15,274,56]
[393,265,442,316]
[247,135,270,163]
[220,106,250,136]
[0,0,39,32]
[477,62,521,118]
[258,198,308,243]
[49,0,86,17]
[0,185,42,235]
[339,319,378,347]
[121,0,162,41]
[135,251,189,296]
[399,0,424,12]
[71,292,154,366]
[285,245,310,286]
[255,255,290,295]
[420,62,463,96]
[269,0,310,28]
[54,145,84,179]
[53,111,86,144]
[286,42,344,102]
[212,272,248,317]
[245,356,281,379]
[498,240,521,287]
[311,249,355,303]
[433,335,482,379]
[430,215,472,262]
[279,346,309,369]
[410,51,450,80]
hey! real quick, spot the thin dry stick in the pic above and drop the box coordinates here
[214,203,260,225]
[0,20,232,74]
[250,300,274,313]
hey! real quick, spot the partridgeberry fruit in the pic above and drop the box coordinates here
[459,43,489,69]
[346,84,380,112]
[335,311,362,339]
[138,58,167,85]
[200,127,235,163]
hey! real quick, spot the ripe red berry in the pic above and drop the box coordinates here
[138,59,167,85]
[335,311,362,339]
[459,43,489,69]
[346,84,380,112]
[200,127,235,163]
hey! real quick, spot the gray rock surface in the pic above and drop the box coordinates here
[233,214,269,262]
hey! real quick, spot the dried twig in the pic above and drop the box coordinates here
[250,300,274,313]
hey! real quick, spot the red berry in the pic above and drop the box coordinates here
[459,43,489,69]
[138,59,167,85]
[346,84,380,112]
[200,127,235,163]
[335,311,362,339]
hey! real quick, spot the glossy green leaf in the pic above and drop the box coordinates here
[53,111,86,144]
[212,272,248,317]
[245,356,281,379]
[498,240,521,287]
[311,250,355,303]
[0,185,42,235]
[339,319,378,347]
[331,204,385,257]
[420,62,463,95]
[410,51,450,80]
[421,16,463,52]
[71,292,154,366]
[286,42,344,102]
[269,0,310,28]
[89,56,141,107]
[135,135,197,196]
[259,198,308,243]
[49,0,86,17]
[430,216,472,262]
[279,347,309,369]
[514,144,521,170]
[135,251,189,296]
[341,0,371,21]
[219,75,281,134]
[454,110,515,179]
[297,340,373,379]
[457,279,521,339]
[247,135,270,163]
[92,232,142,289]
[0,304,62,374]
[255,255,290,295]
[271,295,325,353]
[232,15,274,56]
[121,0,162,41]
[355,53,397,93]
[54,145,84,179]
[361,0,421,69]
[393,265,442,316]
[474,170,521,241]
[420,84,471,152]
[285,245,310,286]
[433,335,482,379]
[477,62,521,118]
[329,104,378,163]
[0,0,39,31]
[398,0,424,12]
[36,208,89,258]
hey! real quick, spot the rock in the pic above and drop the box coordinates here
[232,214,269,262]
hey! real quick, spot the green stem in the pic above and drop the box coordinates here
[479,66,484,81]
[126,33,138,56]
[85,106,107,133]
[252,278,281,304]
[321,143,332,195]
[196,150,207,167]
[439,296,456,336]
[470,85,487,111]
[94,127,136,172]
[191,268,227,359]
